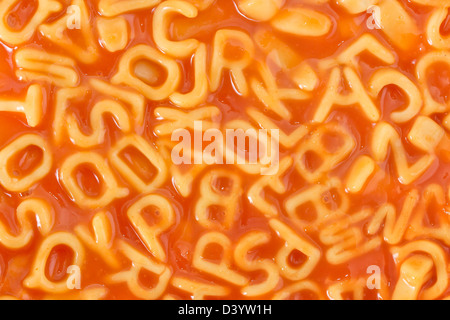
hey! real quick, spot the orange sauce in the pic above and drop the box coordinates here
[0,0,449,300]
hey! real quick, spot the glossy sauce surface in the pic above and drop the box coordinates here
[0,0,449,300]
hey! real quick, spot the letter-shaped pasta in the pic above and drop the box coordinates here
[193,232,248,286]
[371,122,435,184]
[247,108,308,148]
[97,16,129,52]
[15,48,79,88]
[74,211,120,269]
[0,0,62,45]
[367,190,419,245]
[111,45,181,101]
[237,0,284,21]
[171,277,230,300]
[369,68,422,123]
[169,44,208,108]
[60,152,129,209]
[273,280,325,300]
[391,240,448,300]
[154,106,221,136]
[109,135,168,193]
[285,178,349,227]
[327,278,367,300]
[319,34,395,70]
[271,7,332,37]
[320,210,382,264]
[416,51,450,115]
[247,157,293,218]
[66,99,132,148]
[210,29,255,96]
[107,240,171,300]
[98,0,161,16]
[39,0,99,64]
[0,134,52,192]
[393,254,434,300]
[23,232,85,293]
[407,185,450,245]
[336,0,378,14]
[195,169,242,230]
[0,199,53,250]
[234,231,280,296]
[377,0,418,51]
[127,194,175,262]
[314,67,380,122]
[0,84,43,127]
[250,62,309,120]
[269,219,321,281]
[345,155,376,194]
[153,1,199,58]
[89,79,146,126]
[427,7,450,49]
[295,122,356,183]
[407,116,445,153]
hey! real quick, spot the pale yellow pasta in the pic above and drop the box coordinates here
[195,169,242,230]
[271,7,332,37]
[153,1,199,58]
[320,209,381,264]
[250,62,308,120]
[391,240,448,300]
[169,44,208,108]
[210,29,255,96]
[372,122,436,184]
[369,68,423,123]
[127,194,175,262]
[0,134,52,192]
[98,0,161,17]
[336,0,378,14]
[111,44,181,100]
[0,84,43,127]
[327,278,367,300]
[154,105,221,136]
[273,280,325,300]
[74,211,120,269]
[285,178,349,227]
[295,122,356,183]
[60,151,129,209]
[269,219,321,281]
[314,67,380,123]
[107,240,171,300]
[416,51,450,115]
[193,232,249,286]
[15,48,79,88]
[0,198,53,250]
[109,134,168,193]
[97,16,129,52]
[23,232,85,293]
[236,0,284,21]
[39,0,99,64]
[89,79,146,126]
[171,277,230,300]
[0,0,62,46]
[377,0,418,51]
[345,155,376,194]
[66,99,132,148]
[367,190,419,245]
[247,108,308,148]
[427,7,450,50]
[247,157,293,218]
[234,231,280,296]
[407,116,445,153]
[319,34,396,70]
